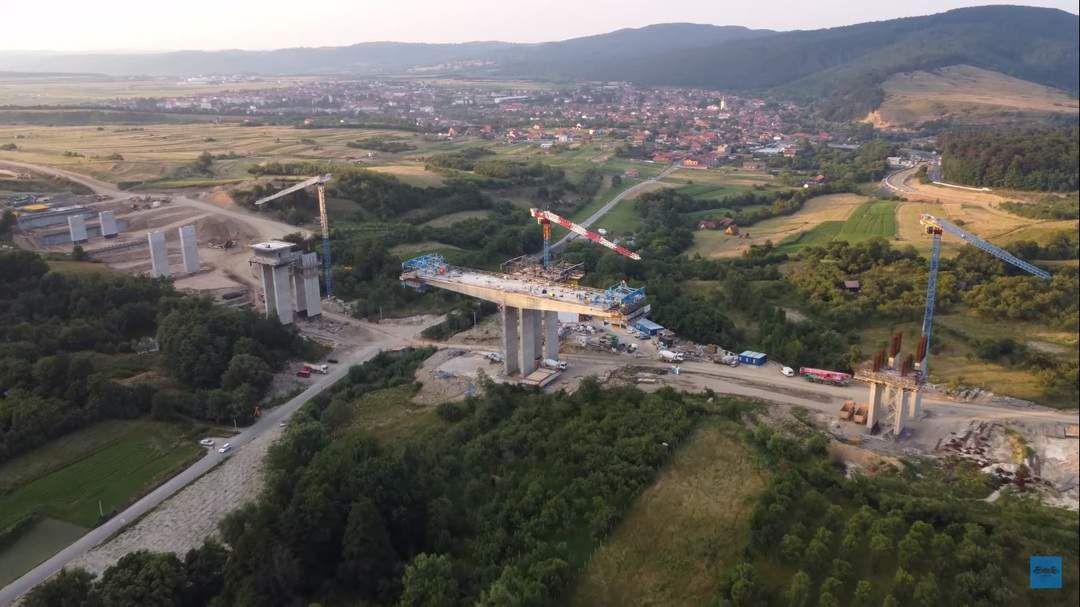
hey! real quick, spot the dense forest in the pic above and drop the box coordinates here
[0,251,310,463]
[940,128,1079,191]
[27,353,1079,607]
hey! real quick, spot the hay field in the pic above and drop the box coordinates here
[570,420,767,607]
[367,164,445,187]
[865,65,1079,128]
[690,193,866,258]
[894,201,1079,255]
[0,75,313,106]
[0,124,421,183]
[778,199,898,252]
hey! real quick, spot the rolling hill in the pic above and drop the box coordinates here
[0,5,1075,121]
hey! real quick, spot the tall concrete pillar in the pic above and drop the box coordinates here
[502,306,521,376]
[301,252,321,317]
[259,265,277,319]
[519,308,540,375]
[544,310,559,360]
[894,388,908,435]
[68,214,88,244]
[866,382,883,430]
[910,390,923,418]
[148,231,170,277]
[178,224,199,273]
[99,211,118,239]
[531,309,543,363]
[271,265,293,325]
[292,268,308,316]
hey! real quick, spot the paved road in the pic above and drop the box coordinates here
[881,165,921,194]
[0,344,379,606]
[551,164,678,252]
[0,158,305,241]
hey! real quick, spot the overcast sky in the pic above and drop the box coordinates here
[4,0,1078,52]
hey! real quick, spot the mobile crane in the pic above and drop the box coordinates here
[916,213,1051,377]
[255,174,334,296]
[530,208,641,267]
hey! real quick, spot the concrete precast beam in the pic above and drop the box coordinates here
[502,306,521,376]
[519,308,540,375]
[544,310,559,360]
[418,277,621,320]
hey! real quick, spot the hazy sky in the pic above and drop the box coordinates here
[4,0,1078,52]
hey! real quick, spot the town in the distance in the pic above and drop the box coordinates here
[0,3,1078,606]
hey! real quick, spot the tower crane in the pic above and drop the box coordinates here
[255,174,334,297]
[916,213,1051,377]
[530,208,641,266]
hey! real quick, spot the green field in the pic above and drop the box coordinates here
[571,419,768,606]
[777,199,898,252]
[0,419,202,530]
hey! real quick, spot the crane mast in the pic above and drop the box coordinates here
[916,213,1051,377]
[530,208,641,265]
[255,174,334,297]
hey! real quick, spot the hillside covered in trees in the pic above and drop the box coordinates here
[0,251,310,463]
[940,128,1080,191]
[26,353,1079,607]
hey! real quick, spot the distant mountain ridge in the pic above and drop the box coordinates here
[0,6,1076,120]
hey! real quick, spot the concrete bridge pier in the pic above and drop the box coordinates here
[866,382,884,429]
[894,388,909,435]
[502,306,521,376]
[519,308,541,375]
[544,311,559,360]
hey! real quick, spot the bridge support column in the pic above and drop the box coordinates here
[519,308,540,375]
[894,388,908,435]
[544,310,559,360]
[502,306,521,376]
[866,382,883,430]
[910,390,922,418]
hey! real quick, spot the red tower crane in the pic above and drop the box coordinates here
[530,208,641,266]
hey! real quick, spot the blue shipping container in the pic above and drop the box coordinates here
[739,351,768,366]
[634,318,664,336]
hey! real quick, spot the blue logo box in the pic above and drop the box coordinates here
[1030,556,1062,589]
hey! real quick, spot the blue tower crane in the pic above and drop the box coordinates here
[916,213,1051,377]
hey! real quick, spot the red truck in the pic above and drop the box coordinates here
[799,367,852,386]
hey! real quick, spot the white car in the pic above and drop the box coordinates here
[218,443,232,454]
[781,366,795,377]
[199,438,215,447]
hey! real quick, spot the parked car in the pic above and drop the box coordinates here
[218,443,232,454]
[781,366,795,377]
[326,358,339,364]
[297,368,311,378]
[199,438,215,447]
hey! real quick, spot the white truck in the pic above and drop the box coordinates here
[303,362,329,374]
[658,350,685,363]
[541,358,569,371]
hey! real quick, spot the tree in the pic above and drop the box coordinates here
[96,550,187,607]
[852,580,873,607]
[870,533,892,570]
[882,595,899,607]
[221,353,272,393]
[727,561,762,607]
[913,573,940,607]
[398,553,458,607]
[892,568,915,604]
[23,568,99,607]
[781,533,805,563]
[898,520,934,569]
[183,540,227,607]
[786,571,811,607]
[338,497,397,597]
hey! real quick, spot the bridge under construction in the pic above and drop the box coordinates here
[401,253,648,376]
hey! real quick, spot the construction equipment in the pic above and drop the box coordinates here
[255,174,334,296]
[917,213,1051,377]
[530,208,641,267]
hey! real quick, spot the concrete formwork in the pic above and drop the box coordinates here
[502,306,521,376]
[68,214,88,244]
[99,211,118,239]
[178,224,199,274]
[147,231,169,277]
